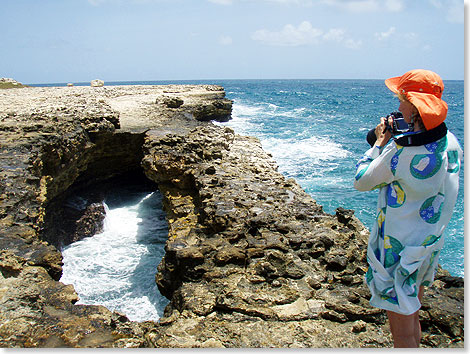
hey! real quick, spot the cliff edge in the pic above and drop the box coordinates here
[0,84,463,348]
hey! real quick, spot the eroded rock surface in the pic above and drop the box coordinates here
[0,84,463,348]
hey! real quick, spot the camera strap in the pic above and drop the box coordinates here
[393,123,447,147]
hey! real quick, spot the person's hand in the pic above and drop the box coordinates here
[374,116,393,148]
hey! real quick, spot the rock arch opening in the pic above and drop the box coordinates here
[40,131,170,321]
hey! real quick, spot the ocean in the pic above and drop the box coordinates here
[49,79,463,321]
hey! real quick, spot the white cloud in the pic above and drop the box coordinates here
[344,38,362,50]
[323,28,345,42]
[251,21,323,46]
[252,21,361,49]
[375,26,396,41]
[219,35,233,45]
[374,28,425,50]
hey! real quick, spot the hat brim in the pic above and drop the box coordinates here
[406,92,448,130]
[385,76,401,94]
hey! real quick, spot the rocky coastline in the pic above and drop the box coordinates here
[0,83,463,348]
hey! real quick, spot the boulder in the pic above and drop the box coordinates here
[90,79,104,87]
[0,78,25,89]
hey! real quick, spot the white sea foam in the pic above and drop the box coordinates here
[258,136,351,181]
[60,191,169,322]
[261,136,350,164]
[232,101,265,117]
[232,101,303,119]
[219,101,350,178]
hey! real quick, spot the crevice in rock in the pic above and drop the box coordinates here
[38,130,162,252]
[42,169,158,250]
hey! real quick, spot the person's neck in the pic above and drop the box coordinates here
[413,121,425,132]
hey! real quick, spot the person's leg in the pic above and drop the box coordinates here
[387,310,420,347]
[387,286,424,348]
[415,286,424,344]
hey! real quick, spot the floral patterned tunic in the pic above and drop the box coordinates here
[354,131,462,315]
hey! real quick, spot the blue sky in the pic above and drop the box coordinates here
[1,0,465,84]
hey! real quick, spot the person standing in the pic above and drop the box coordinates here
[354,69,462,347]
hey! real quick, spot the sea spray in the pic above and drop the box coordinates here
[60,190,169,322]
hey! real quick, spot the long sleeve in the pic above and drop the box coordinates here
[354,143,396,192]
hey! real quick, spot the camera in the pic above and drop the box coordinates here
[366,112,411,147]
[383,111,409,135]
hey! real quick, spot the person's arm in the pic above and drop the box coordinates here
[354,117,395,191]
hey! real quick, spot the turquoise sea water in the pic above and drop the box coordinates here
[35,79,464,277]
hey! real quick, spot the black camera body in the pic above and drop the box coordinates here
[366,111,411,147]
[384,111,409,135]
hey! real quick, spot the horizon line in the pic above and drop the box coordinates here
[27,77,465,86]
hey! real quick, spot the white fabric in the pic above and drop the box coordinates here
[354,131,462,315]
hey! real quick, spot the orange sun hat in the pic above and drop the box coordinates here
[385,69,448,130]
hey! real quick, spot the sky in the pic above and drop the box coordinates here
[0,0,465,84]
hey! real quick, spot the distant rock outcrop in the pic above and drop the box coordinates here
[0,78,26,89]
[90,79,104,87]
[0,84,462,348]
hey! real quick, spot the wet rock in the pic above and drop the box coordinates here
[71,203,106,243]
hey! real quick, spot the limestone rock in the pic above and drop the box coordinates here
[71,202,106,243]
[0,78,25,89]
[90,79,104,87]
[192,99,233,122]
[159,96,184,108]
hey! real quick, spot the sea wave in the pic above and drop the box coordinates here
[60,191,169,322]
[232,101,310,120]
[261,136,350,163]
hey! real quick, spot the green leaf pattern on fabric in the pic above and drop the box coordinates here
[355,166,368,181]
[380,287,399,305]
[447,150,460,173]
[421,234,440,247]
[402,270,418,297]
[384,235,404,268]
[366,267,373,284]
